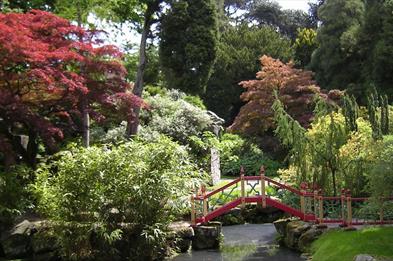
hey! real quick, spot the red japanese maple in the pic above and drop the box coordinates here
[0,10,143,168]
[229,55,342,136]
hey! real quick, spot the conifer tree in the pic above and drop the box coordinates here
[160,0,218,96]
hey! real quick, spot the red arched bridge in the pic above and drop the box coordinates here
[191,166,393,227]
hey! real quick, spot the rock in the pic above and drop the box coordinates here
[215,208,245,225]
[176,238,192,253]
[353,254,376,261]
[284,221,311,249]
[273,218,292,237]
[1,220,37,259]
[30,222,58,255]
[192,222,222,250]
[298,226,326,252]
[168,221,195,253]
[243,205,284,223]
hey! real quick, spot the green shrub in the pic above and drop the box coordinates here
[33,136,205,260]
[219,134,281,177]
[140,89,213,144]
[366,135,393,214]
[0,165,33,227]
[183,94,206,110]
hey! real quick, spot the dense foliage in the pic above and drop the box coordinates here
[204,24,294,124]
[0,11,142,168]
[34,136,203,260]
[140,89,213,144]
[229,55,341,136]
[273,93,392,197]
[160,0,218,95]
[218,133,281,177]
[294,28,318,67]
[311,0,393,99]
[311,0,365,91]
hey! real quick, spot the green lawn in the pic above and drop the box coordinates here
[311,227,393,261]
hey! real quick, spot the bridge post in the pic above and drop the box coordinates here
[341,189,346,226]
[319,189,324,225]
[240,166,245,209]
[191,193,196,226]
[202,184,208,218]
[379,197,384,224]
[346,190,352,227]
[300,183,306,220]
[314,190,318,222]
[260,166,266,208]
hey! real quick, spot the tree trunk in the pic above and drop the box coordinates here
[125,20,147,136]
[76,7,90,147]
[26,130,38,168]
[82,98,90,147]
[126,1,160,137]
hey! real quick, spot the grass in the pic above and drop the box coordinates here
[311,226,393,261]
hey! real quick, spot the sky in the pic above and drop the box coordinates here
[277,0,310,11]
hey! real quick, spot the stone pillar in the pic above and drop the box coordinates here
[211,147,221,185]
[192,222,222,250]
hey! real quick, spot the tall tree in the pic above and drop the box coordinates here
[246,0,315,40]
[308,0,325,27]
[204,24,294,124]
[0,10,142,168]
[160,0,218,96]
[1,0,55,12]
[310,0,365,90]
[228,55,342,136]
[370,0,393,97]
[103,0,163,136]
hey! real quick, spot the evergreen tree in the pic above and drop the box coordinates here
[160,0,218,96]
[371,0,393,97]
[310,0,365,90]
[204,24,294,124]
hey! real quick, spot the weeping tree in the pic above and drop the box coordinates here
[273,95,348,196]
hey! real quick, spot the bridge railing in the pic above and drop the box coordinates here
[191,166,308,225]
[190,165,393,226]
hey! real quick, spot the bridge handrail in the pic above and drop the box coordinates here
[204,177,241,198]
[263,176,304,195]
[194,175,305,200]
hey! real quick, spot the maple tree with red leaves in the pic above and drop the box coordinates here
[229,55,342,136]
[0,10,143,168]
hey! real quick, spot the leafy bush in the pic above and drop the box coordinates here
[183,95,206,110]
[219,134,281,177]
[366,135,393,211]
[140,89,213,144]
[33,136,205,260]
[0,165,33,227]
